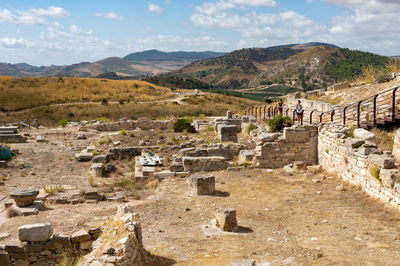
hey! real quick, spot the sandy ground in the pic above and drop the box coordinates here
[2,127,400,265]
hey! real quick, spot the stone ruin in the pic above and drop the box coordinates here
[0,126,27,143]
[188,174,215,196]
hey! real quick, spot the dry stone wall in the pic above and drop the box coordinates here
[318,123,400,209]
[255,125,318,168]
[87,118,175,132]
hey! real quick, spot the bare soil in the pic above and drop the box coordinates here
[2,126,400,265]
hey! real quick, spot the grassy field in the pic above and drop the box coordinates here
[0,76,175,112]
[0,77,260,126]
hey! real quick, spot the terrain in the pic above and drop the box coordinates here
[175,44,389,90]
[0,76,260,126]
[0,50,225,77]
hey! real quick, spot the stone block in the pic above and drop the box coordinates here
[238,150,255,165]
[170,163,184,172]
[183,156,228,172]
[380,169,400,188]
[75,152,93,161]
[354,128,377,143]
[71,230,91,243]
[10,189,39,207]
[346,138,365,149]
[77,133,87,140]
[91,163,103,177]
[80,239,93,250]
[393,129,400,163]
[369,154,396,169]
[189,174,215,196]
[283,128,310,143]
[214,207,238,232]
[0,250,10,266]
[92,155,108,163]
[18,223,53,242]
[227,110,233,119]
[258,133,281,143]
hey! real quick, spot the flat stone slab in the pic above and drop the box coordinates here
[18,223,53,242]
[201,225,245,236]
[14,201,43,216]
[10,189,39,207]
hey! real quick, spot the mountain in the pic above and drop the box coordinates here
[174,42,388,90]
[0,50,226,77]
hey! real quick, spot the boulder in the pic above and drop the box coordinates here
[77,133,87,140]
[189,174,215,196]
[214,207,238,232]
[71,230,91,243]
[18,223,53,242]
[36,135,45,142]
[353,128,377,143]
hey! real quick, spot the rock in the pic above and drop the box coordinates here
[336,183,344,191]
[189,174,215,196]
[79,239,93,250]
[0,161,7,168]
[71,230,91,243]
[369,154,396,169]
[10,189,39,207]
[75,152,93,161]
[92,155,108,163]
[353,128,376,143]
[312,179,321,183]
[293,161,305,170]
[91,163,103,177]
[170,162,184,172]
[214,207,238,232]
[227,110,233,119]
[0,250,10,265]
[36,135,45,142]
[18,223,53,242]
[393,129,400,164]
[346,138,365,149]
[238,150,255,165]
[77,133,87,140]
[104,163,116,173]
[228,260,255,266]
[258,133,281,143]
[0,232,10,240]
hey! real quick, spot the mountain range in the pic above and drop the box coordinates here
[0,50,226,77]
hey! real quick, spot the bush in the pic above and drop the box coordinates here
[121,128,127,135]
[247,123,256,134]
[268,115,292,132]
[58,119,68,127]
[173,118,196,133]
[369,165,380,181]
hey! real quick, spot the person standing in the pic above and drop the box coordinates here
[296,100,303,124]
[278,99,283,116]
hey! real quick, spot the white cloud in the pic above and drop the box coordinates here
[148,3,164,14]
[95,12,124,20]
[0,6,70,26]
[0,37,33,48]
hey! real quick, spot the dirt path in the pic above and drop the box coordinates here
[135,169,400,265]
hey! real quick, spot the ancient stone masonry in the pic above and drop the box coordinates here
[318,123,400,210]
[79,205,148,266]
[1,224,99,266]
[0,126,27,143]
[86,117,176,132]
[254,125,318,168]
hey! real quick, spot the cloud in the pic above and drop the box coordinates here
[95,12,124,20]
[0,37,33,48]
[0,6,70,26]
[148,3,164,14]
[194,0,278,16]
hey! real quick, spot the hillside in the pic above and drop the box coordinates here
[175,44,388,90]
[0,50,225,77]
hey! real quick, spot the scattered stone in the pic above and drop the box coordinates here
[336,183,344,191]
[353,128,377,143]
[170,162,184,172]
[75,151,93,161]
[92,155,108,163]
[189,174,215,196]
[91,163,103,177]
[36,135,45,142]
[0,232,10,240]
[77,133,87,140]
[312,179,321,183]
[71,230,91,243]
[10,189,39,207]
[18,223,53,242]
[228,259,255,266]
[104,163,116,173]
[214,207,238,232]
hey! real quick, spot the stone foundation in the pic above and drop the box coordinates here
[183,156,228,172]
[88,118,175,132]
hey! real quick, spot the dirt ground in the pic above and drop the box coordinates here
[2,126,400,265]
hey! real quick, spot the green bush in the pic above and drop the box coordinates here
[369,165,380,181]
[247,123,256,134]
[58,119,68,127]
[173,118,196,133]
[268,115,292,132]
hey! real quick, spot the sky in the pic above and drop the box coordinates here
[0,0,399,66]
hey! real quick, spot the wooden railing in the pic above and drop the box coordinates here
[245,86,400,128]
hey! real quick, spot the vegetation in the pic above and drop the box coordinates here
[0,76,174,112]
[204,88,267,102]
[144,76,212,90]
[247,123,256,134]
[325,48,389,82]
[370,128,396,151]
[369,165,381,181]
[58,119,68,127]
[173,118,196,133]
[268,115,293,132]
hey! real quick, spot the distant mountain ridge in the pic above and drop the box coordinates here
[0,50,227,77]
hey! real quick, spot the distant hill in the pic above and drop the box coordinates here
[174,42,389,90]
[0,50,226,77]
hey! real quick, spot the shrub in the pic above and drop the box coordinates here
[247,123,256,134]
[348,125,357,138]
[369,165,380,181]
[58,119,68,127]
[101,98,108,105]
[207,125,214,131]
[268,115,292,132]
[173,118,196,133]
[121,128,127,135]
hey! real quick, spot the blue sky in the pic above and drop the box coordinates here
[0,0,399,65]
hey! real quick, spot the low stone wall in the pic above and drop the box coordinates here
[179,144,234,160]
[183,156,228,172]
[318,123,400,209]
[89,118,175,132]
[1,225,99,265]
[79,205,147,265]
[255,125,318,168]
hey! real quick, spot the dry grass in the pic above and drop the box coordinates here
[6,207,19,218]
[0,76,175,112]
[0,92,259,126]
[355,60,400,84]
[370,128,396,151]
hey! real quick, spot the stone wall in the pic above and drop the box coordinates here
[79,205,147,265]
[255,125,318,168]
[88,118,175,132]
[1,225,99,266]
[318,123,400,210]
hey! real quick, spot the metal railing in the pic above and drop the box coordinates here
[246,86,400,128]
